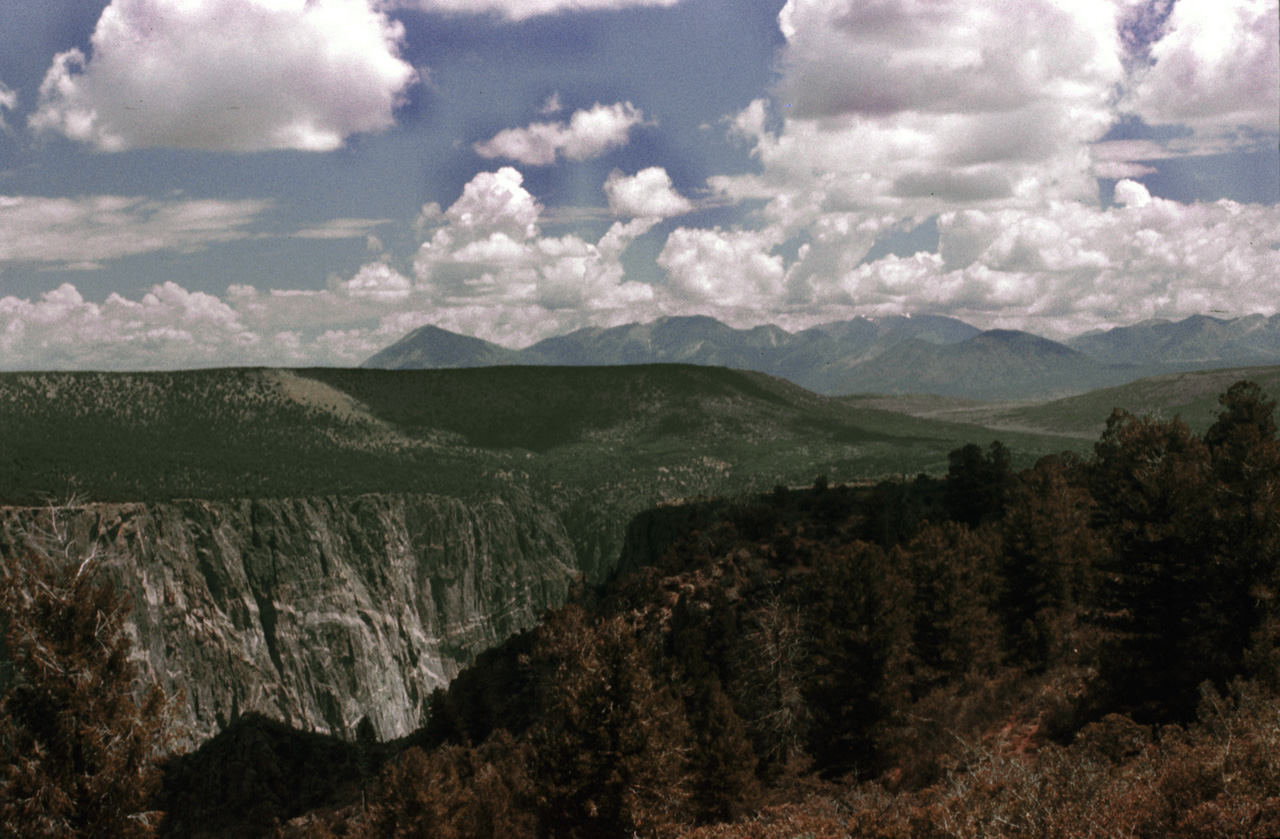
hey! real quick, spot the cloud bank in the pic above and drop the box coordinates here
[29,0,417,152]
[2,168,1276,370]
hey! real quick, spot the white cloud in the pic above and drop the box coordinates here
[604,167,693,219]
[539,93,564,115]
[391,0,681,21]
[0,282,263,370]
[715,0,1125,226]
[413,168,654,319]
[438,167,541,241]
[1125,0,1279,136]
[801,183,1280,336]
[473,102,644,166]
[333,262,413,302]
[0,83,16,131]
[728,98,768,142]
[0,194,269,267]
[293,218,392,240]
[29,0,417,152]
[657,227,786,308]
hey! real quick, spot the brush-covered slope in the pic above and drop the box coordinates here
[0,365,1080,506]
[980,364,1280,438]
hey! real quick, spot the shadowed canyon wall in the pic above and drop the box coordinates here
[0,493,581,745]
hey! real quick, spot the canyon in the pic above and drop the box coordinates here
[1,492,591,745]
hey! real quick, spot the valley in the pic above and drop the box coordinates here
[2,359,1278,837]
[3,361,1276,748]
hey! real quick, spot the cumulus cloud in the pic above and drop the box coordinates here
[1125,0,1279,137]
[8,167,1273,369]
[604,167,693,219]
[657,227,786,308]
[391,0,680,21]
[29,0,417,152]
[0,282,263,370]
[801,183,1280,336]
[413,167,654,320]
[714,0,1124,228]
[473,102,644,165]
[0,194,269,268]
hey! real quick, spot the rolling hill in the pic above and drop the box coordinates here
[0,365,1077,508]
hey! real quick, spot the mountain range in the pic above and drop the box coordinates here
[363,313,1280,401]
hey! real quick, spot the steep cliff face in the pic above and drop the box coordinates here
[0,493,577,745]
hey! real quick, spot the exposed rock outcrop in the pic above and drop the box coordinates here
[0,493,577,745]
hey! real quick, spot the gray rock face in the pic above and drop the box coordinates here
[0,493,577,745]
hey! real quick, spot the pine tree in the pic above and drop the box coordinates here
[526,607,691,839]
[730,596,810,774]
[901,521,1003,688]
[800,541,913,777]
[999,454,1103,668]
[1089,409,1215,720]
[0,512,174,838]
[1203,382,1280,688]
[685,675,756,824]
[944,441,1014,527]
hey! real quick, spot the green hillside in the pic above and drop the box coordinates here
[0,365,1080,507]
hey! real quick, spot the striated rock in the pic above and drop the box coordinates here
[0,492,577,745]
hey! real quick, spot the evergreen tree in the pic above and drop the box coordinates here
[685,675,756,825]
[0,519,173,838]
[354,715,378,812]
[901,521,1003,689]
[944,441,1014,527]
[998,454,1103,668]
[526,607,690,839]
[1203,382,1280,688]
[801,541,913,777]
[365,732,534,839]
[729,596,809,775]
[1089,409,1215,720]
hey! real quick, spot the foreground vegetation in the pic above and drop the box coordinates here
[3,379,1278,837]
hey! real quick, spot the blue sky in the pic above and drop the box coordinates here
[0,0,1276,369]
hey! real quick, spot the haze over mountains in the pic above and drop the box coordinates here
[364,313,1280,401]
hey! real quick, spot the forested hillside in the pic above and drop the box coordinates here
[3,381,1278,838]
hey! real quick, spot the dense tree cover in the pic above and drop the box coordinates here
[5,381,1279,838]
[0,511,174,838]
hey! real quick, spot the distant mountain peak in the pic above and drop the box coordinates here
[361,324,522,370]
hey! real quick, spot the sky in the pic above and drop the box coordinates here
[0,0,1277,370]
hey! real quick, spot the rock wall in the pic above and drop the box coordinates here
[0,493,578,745]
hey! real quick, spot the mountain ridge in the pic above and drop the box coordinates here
[364,313,1280,400]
